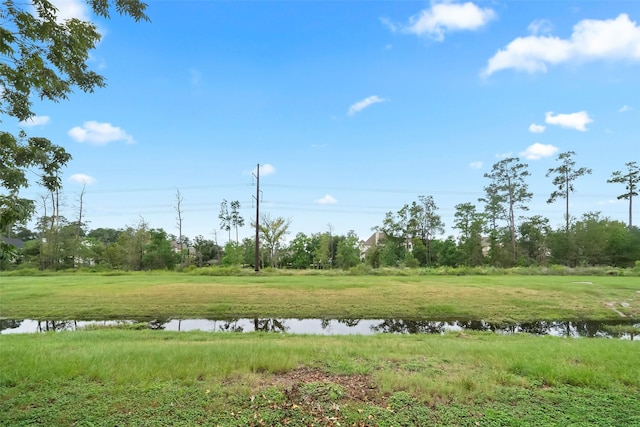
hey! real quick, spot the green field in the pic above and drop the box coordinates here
[1,273,639,425]
[1,330,639,426]
[1,273,639,321]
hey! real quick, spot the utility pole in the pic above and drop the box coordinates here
[253,164,260,272]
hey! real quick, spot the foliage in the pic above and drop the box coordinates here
[0,132,71,260]
[453,203,484,266]
[258,214,291,268]
[483,157,532,263]
[1,0,148,257]
[608,161,639,228]
[221,241,243,266]
[546,151,592,232]
[335,231,360,269]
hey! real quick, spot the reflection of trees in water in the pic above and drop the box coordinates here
[36,320,76,332]
[253,318,288,332]
[455,320,493,332]
[214,319,244,333]
[0,319,23,332]
[320,318,362,330]
[372,320,446,334]
[147,319,167,330]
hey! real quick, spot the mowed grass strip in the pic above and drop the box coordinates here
[1,330,639,426]
[1,273,638,321]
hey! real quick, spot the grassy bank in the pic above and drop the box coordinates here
[1,273,639,321]
[1,330,638,426]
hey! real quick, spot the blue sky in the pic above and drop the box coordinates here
[8,0,640,243]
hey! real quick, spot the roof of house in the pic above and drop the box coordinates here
[1,236,25,249]
[361,231,386,247]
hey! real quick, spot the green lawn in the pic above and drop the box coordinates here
[1,273,638,321]
[1,330,639,426]
[1,273,639,425]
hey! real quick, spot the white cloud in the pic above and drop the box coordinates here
[619,105,632,112]
[519,143,559,160]
[316,194,338,205]
[469,161,483,169]
[545,111,592,131]
[405,1,496,40]
[597,199,619,205]
[68,121,135,145]
[19,115,50,127]
[68,173,96,185]
[253,164,276,177]
[483,14,640,76]
[528,123,546,133]
[495,152,512,159]
[348,95,386,116]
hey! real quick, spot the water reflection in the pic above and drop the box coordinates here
[1,318,638,340]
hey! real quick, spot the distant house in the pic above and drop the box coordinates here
[359,231,414,260]
[359,231,385,260]
[170,240,195,256]
[1,236,25,250]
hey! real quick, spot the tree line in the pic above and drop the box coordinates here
[2,152,639,271]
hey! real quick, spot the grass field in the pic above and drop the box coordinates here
[1,330,639,426]
[1,273,639,321]
[1,272,639,425]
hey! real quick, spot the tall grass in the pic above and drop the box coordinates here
[2,331,639,426]
[2,331,638,397]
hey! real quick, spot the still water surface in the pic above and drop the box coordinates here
[1,318,638,339]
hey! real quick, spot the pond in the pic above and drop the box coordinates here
[1,318,638,339]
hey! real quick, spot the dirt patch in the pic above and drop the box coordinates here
[268,367,380,405]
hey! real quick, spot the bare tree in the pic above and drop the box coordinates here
[76,184,86,239]
[175,189,184,263]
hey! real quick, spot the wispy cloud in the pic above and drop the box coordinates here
[253,164,276,177]
[316,194,337,205]
[19,115,50,127]
[520,143,559,160]
[69,173,96,185]
[68,121,135,145]
[495,152,512,159]
[527,19,553,36]
[404,1,496,41]
[48,0,90,21]
[469,161,483,169]
[619,105,632,112]
[528,123,546,133]
[483,14,640,76]
[380,17,398,33]
[545,111,592,131]
[348,96,386,116]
